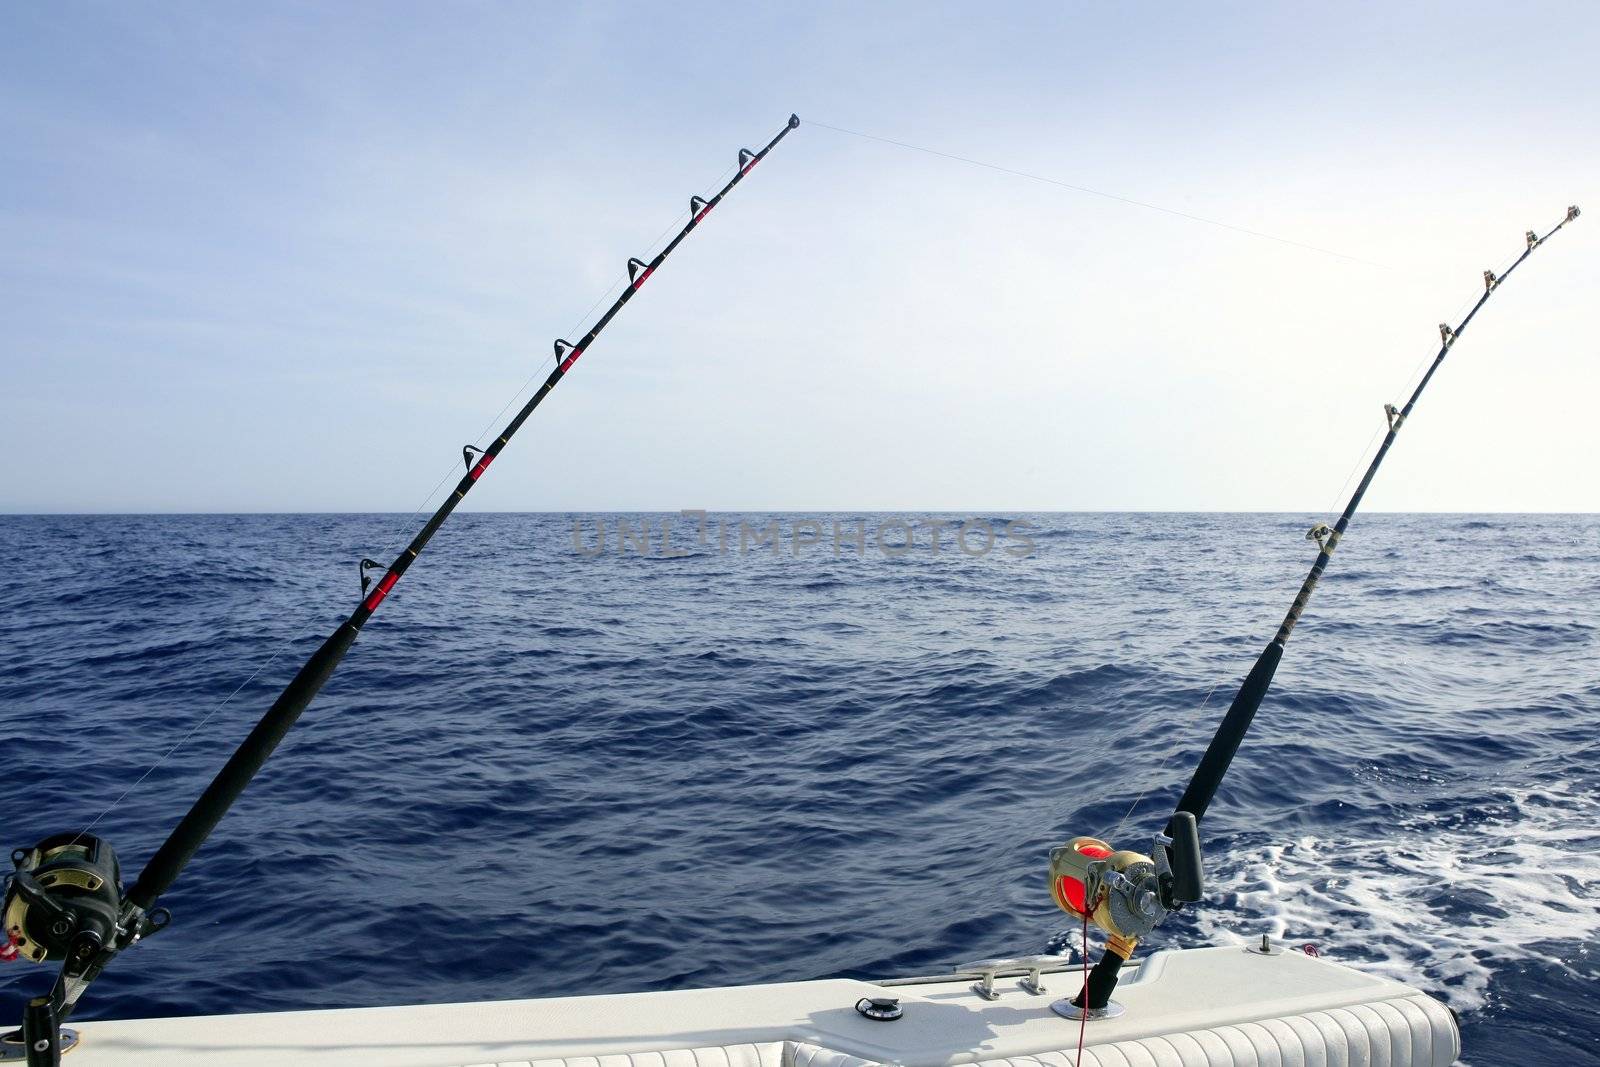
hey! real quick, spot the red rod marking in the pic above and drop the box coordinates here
[559,347,584,373]
[361,571,399,613]
[630,267,655,290]
[469,454,494,481]
[693,204,715,225]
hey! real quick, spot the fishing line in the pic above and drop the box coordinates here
[1073,908,1091,1067]
[1101,677,1223,844]
[1322,422,1387,525]
[385,161,741,543]
[392,170,737,535]
[68,648,290,846]
[1323,239,1526,526]
[1386,240,1522,410]
[808,119,1382,267]
[1320,279,1482,526]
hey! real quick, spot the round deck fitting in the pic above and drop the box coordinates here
[854,996,903,1021]
[1051,999,1126,1021]
[0,1026,80,1061]
[1244,933,1283,956]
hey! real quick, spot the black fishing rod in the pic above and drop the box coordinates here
[1171,208,1582,831]
[1048,205,1581,1018]
[2,113,800,1065]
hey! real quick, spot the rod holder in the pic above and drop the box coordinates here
[19,992,66,1067]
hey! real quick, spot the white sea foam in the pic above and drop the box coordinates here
[1192,783,1600,1013]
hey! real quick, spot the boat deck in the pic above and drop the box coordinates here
[59,945,1457,1067]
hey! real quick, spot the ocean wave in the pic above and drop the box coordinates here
[0,511,1594,1063]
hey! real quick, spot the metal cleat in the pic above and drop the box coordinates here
[957,954,1063,999]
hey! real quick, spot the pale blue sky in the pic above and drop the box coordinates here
[3,2,1597,512]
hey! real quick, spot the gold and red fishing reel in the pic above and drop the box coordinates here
[1049,813,1205,956]
[1050,837,1149,959]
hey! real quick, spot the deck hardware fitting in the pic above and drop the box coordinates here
[1245,933,1284,956]
[1051,999,1127,1021]
[853,997,902,1021]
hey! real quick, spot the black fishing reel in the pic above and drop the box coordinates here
[3,834,167,1065]
[3,833,166,981]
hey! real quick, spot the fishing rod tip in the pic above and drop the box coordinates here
[788,113,801,129]
[1567,205,1581,222]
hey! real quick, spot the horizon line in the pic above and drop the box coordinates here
[3,509,1599,518]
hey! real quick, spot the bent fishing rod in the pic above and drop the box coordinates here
[1,113,800,1062]
[1047,205,1581,1018]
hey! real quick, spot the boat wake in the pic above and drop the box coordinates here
[1194,781,1600,1013]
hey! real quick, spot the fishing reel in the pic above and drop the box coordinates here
[1048,812,1204,985]
[2,834,167,1064]
[2,832,165,979]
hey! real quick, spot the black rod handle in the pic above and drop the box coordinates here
[1169,639,1283,827]
[129,623,357,908]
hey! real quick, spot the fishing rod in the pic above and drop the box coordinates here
[1047,205,1581,1020]
[1,113,800,1065]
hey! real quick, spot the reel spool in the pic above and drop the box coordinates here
[1048,813,1205,946]
[3,833,165,976]
[4,834,126,967]
[3,833,168,1065]
[1050,837,1152,949]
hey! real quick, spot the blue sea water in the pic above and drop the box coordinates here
[1,512,1596,1064]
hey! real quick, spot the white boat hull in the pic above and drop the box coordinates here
[60,945,1458,1067]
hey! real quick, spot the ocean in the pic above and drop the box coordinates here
[1,512,1596,1063]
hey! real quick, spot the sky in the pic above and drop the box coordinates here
[2,2,1597,513]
